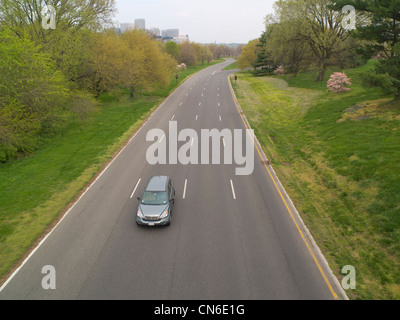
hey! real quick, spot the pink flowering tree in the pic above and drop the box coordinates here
[327,72,352,93]
[274,65,285,76]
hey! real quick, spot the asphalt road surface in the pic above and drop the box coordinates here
[0,59,345,300]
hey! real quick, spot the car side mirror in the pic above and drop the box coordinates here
[137,197,141,201]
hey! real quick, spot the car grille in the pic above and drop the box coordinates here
[145,216,160,221]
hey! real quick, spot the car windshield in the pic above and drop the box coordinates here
[141,191,168,205]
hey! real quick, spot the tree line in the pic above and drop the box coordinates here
[0,0,236,162]
[238,0,400,98]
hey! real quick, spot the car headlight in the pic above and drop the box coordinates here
[159,210,168,219]
[137,209,145,219]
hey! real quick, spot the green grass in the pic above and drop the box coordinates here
[231,62,400,299]
[0,60,219,281]
[224,61,238,70]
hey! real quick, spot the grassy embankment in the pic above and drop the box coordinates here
[0,60,222,282]
[230,60,400,300]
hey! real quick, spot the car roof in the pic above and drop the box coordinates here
[146,176,169,192]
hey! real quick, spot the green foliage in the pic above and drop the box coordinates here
[0,0,116,91]
[0,0,118,162]
[331,0,400,97]
[263,0,354,81]
[208,44,234,60]
[361,72,397,95]
[333,0,400,59]
[0,60,219,280]
[42,27,96,91]
[237,39,260,70]
[232,64,400,299]
[165,41,180,60]
[0,29,69,161]
[176,42,215,66]
[0,0,116,34]
[93,30,176,97]
[252,31,276,76]
[178,41,198,66]
[264,19,311,76]
[198,45,213,65]
[374,44,400,98]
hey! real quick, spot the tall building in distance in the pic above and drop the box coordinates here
[134,19,146,30]
[162,29,179,38]
[149,28,161,37]
[120,23,135,33]
[115,18,188,44]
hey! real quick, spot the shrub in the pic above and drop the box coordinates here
[274,65,285,76]
[327,72,352,93]
[360,71,397,95]
[0,29,70,162]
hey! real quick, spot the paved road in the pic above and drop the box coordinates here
[0,59,344,300]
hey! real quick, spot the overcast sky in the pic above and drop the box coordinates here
[114,0,276,44]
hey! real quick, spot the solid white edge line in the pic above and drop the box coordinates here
[130,178,141,199]
[0,114,146,293]
[0,61,212,293]
[183,179,188,199]
[230,179,236,200]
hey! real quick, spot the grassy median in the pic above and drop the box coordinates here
[231,61,400,300]
[0,60,222,282]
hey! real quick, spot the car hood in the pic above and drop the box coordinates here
[139,204,168,217]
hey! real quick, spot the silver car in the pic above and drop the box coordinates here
[136,176,175,226]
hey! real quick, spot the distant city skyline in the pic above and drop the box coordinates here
[114,0,275,44]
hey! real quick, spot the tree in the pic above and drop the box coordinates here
[92,30,125,94]
[179,41,198,66]
[198,45,213,65]
[122,31,176,97]
[0,29,69,161]
[332,0,400,59]
[275,0,352,81]
[361,44,400,98]
[208,44,220,59]
[93,30,176,97]
[0,0,116,91]
[274,65,285,76]
[264,14,312,76]
[41,27,96,91]
[332,0,400,98]
[253,30,276,75]
[208,44,233,60]
[237,39,260,70]
[327,72,352,92]
[165,41,180,61]
[0,0,116,35]
[233,44,244,59]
